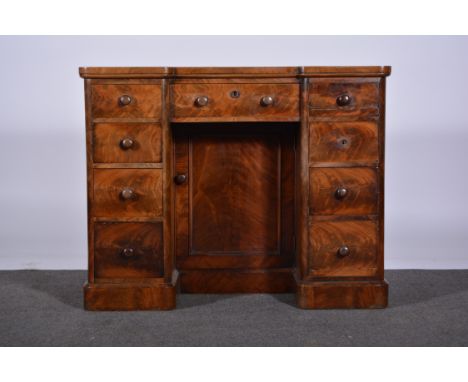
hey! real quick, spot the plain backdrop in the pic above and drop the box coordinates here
[0,35,467,269]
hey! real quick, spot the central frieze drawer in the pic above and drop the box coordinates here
[171,83,300,121]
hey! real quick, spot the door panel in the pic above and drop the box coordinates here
[174,123,295,270]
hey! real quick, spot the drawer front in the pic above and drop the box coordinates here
[93,123,162,163]
[172,83,300,120]
[309,121,378,164]
[309,220,378,277]
[309,167,378,216]
[94,222,163,278]
[91,84,161,118]
[93,169,163,218]
[309,78,379,119]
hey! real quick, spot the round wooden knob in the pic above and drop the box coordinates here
[260,95,274,107]
[174,174,187,185]
[120,187,134,200]
[336,94,351,107]
[119,95,132,106]
[121,247,135,258]
[335,187,348,200]
[195,96,209,107]
[337,246,350,257]
[120,137,134,150]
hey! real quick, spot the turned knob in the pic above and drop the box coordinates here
[120,187,134,200]
[174,174,187,185]
[335,187,348,200]
[195,96,209,107]
[120,137,134,150]
[119,94,132,106]
[336,94,351,107]
[260,95,274,107]
[121,247,135,258]
[337,246,350,257]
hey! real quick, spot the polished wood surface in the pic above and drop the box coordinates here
[93,123,162,163]
[174,124,295,291]
[309,121,378,164]
[308,220,378,277]
[309,78,379,120]
[93,169,163,218]
[81,66,390,310]
[171,83,299,121]
[94,222,163,278]
[309,167,378,216]
[91,84,161,118]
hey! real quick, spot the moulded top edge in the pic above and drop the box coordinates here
[79,66,391,78]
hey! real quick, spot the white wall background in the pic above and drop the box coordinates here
[0,36,467,269]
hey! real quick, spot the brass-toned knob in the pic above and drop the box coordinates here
[119,95,132,106]
[337,246,350,257]
[120,187,134,200]
[120,137,134,150]
[121,247,135,258]
[195,96,209,107]
[260,95,274,107]
[174,174,187,185]
[335,187,348,200]
[336,94,351,107]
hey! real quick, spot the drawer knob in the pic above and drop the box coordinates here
[174,174,187,185]
[195,96,209,107]
[120,137,134,150]
[120,187,134,200]
[336,94,351,107]
[260,95,274,107]
[337,246,350,257]
[119,95,133,106]
[121,247,135,258]
[335,187,348,200]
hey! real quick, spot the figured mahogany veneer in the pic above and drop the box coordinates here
[80,66,391,310]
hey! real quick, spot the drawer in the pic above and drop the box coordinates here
[309,167,378,216]
[93,169,163,218]
[94,222,163,278]
[91,84,161,118]
[309,121,378,164]
[93,123,162,163]
[309,220,378,277]
[171,83,299,121]
[309,78,379,119]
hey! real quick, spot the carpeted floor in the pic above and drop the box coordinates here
[0,270,467,346]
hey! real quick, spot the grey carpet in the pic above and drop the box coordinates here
[0,270,467,346]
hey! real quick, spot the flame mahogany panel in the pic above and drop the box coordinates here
[93,123,162,163]
[309,167,379,216]
[171,83,300,121]
[309,220,378,277]
[93,169,163,218]
[91,84,162,118]
[94,222,164,279]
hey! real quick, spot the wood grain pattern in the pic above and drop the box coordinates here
[94,222,163,278]
[93,123,162,163]
[171,83,299,121]
[91,84,161,118]
[309,121,378,164]
[174,124,295,259]
[93,169,163,218]
[309,78,379,119]
[79,66,391,79]
[309,167,378,216]
[296,280,388,309]
[83,277,177,310]
[309,220,378,277]
[180,269,294,293]
[80,66,390,310]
